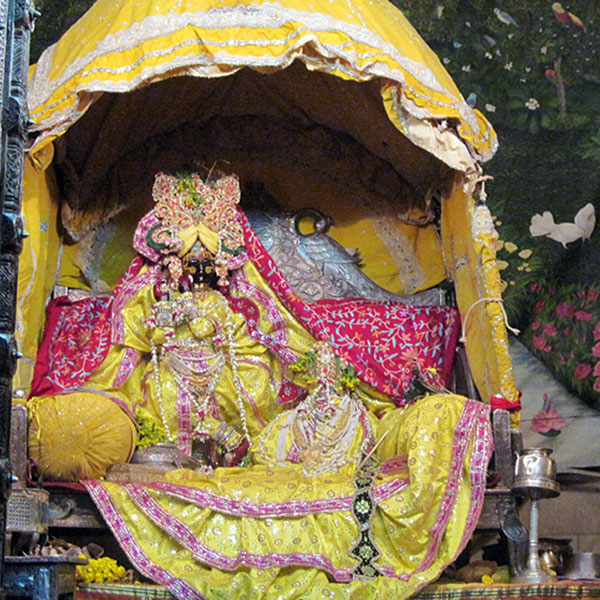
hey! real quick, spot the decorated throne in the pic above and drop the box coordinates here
[7,0,525,596]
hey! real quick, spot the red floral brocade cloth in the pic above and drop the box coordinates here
[238,212,460,404]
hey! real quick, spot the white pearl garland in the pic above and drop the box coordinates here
[150,342,173,441]
[145,287,251,449]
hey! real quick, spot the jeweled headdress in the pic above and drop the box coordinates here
[134,171,247,287]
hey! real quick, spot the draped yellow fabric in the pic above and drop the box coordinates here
[19,0,519,410]
[440,172,519,408]
[27,0,496,166]
[85,394,492,600]
[14,149,60,397]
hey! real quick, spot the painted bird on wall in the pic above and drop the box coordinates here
[529,203,596,248]
[544,69,569,84]
[494,8,519,27]
[552,2,586,31]
[466,92,477,107]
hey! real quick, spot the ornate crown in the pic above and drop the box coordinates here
[134,171,247,287]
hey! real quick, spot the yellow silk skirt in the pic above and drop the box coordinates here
[84,394,492,600]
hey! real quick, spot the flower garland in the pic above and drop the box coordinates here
[144,285,251,451]
[76,556,130,584]
[258,342,373,476]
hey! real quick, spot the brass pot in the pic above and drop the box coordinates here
[538,538,573,576]
[131,443,200,470]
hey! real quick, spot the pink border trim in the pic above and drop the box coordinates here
[455,405,494,552]
[112,346,141,388]
[176,385,192,455]
[83,398,493,591]
[84,480,207,600]
[124,484,354,581]
[234,272,290,350]
[142,476,407,519]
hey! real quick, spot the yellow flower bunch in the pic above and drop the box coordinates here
[76,556,127,584]
[136,407,169,449]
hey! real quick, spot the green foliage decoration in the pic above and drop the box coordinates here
[394,1,599,134]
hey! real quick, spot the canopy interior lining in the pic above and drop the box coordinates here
[53,63,451,233]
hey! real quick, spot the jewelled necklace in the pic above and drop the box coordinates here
[145,286,251,448]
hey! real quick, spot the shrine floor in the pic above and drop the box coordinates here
[75,581,600,600]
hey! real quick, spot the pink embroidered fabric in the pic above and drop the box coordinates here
[30,256,145,398]
[237,211,460,403]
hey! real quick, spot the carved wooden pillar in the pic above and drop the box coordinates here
[0,0,35,596]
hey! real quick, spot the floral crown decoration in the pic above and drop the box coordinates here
[134,171,247,287]
[291,342,359,391]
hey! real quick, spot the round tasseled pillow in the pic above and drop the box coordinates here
[28,392,138,481]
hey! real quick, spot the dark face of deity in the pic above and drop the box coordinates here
[184,257,218,288]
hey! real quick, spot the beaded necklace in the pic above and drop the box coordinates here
[145,285,251,449]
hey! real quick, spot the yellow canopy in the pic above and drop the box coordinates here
[18,0,519,409]
[28,0,496,165]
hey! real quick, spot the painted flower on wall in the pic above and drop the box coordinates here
[522,282,600,408]
[574,362,592,379]
[556,302,575,318]
[531,393,566,437]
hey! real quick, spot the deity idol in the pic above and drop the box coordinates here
[28,170,493,600]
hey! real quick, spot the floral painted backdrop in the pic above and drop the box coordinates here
[511,336,600,472]
[396,1,600,466]
[522,283,600,405]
